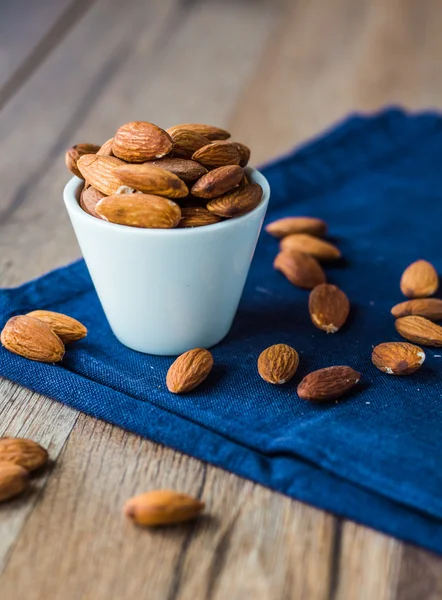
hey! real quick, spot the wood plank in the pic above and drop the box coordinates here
[397,545,442,600]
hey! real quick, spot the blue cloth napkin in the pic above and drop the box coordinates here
[1,108,442,553]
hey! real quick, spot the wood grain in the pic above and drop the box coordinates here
[1,0,442,598]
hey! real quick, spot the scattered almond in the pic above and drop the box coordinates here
[266,217,327,239]
[80,186,105,218]
[65,143,101,178]
[372,342,425,375]
[297,366,360,402]
[191,165,243,199]
[206,183,262,217]
[27,310,87,344]
[179,206,223,228]
[1,316,65,363]
[77,155,126,196]
[0,464,29,502]
[166,348,213,393]
[258,344,299,384]
[308,284,350,333]
[395,315,442,347]
[400,259,439,298]
[96,194,181,229]
[112,121,173,162]
[167,123,230,141]
[192,141,241,169]
[144,158,207,183]
[0,438,48,471]
[166,127,210,159]
[391,298,442,321]
[124,489,204,526]
[115,163,189,198]
[280,234,341,261]
[274,251,326,289]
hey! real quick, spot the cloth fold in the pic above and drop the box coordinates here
[1,108,442,553]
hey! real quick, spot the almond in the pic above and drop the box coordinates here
[297,366,361,402]
[395,316,442,346]
[166,127,210,158]
[166,123,230,141]
[96,194,181,229]
[1,316,65,363]
[124,489,204,526]
[65,143,101,178]
[206,183,262,217]
[266,217,327,239]
[0,438,48,471]
[274,251,326,289]
[233,142,251,167]
[144,158,207,183]
[115,163,189,198]
[96,137,114,156]
[258,344,299,384]
[113,121,173,162]
[27,310,87,344]
[0,464,29,502]
[400,259,439,298]
[179,206,223,228]
[280,234,341,261]
[391,298,442,321]
[166,348,213,393]
[77,154,126,196]
[372,342,425,375]
[308,284,350,333]
[80,186,105,218]
[192,141,241,169]
[191,165,243,199]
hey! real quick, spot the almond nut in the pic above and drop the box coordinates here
[395,315,442,346]
[191,165,243,199]
[0,438,48,471]
[124,489,204,526]
[0,464,29,502]
[258,344,299,384]
[27,310,87,344]
[206,183,262,217]
[166,123,230,141]
[1,316,65,363]
[96,137,114,156]
[280,234,341,261]
[274,251,326,289]
[76,155,126,196]
[113,121,173,162]
[233,142,251,167]
[144,158,207,183]
[372,342,425,375]
[179,206,223,228]
[192,141,241,169]
[166,348,213,393]
[166,127,210,159]
[308,284,350,333]
[400,259,439,298]
[80,186,105,218]
[391,298,442,321]
[115,163,189,198]
[297,366,361,402]
[96,194,181,229]
[266,217,327,239]
[65,143,101,178]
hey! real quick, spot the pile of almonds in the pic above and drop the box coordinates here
[65,122,263,229]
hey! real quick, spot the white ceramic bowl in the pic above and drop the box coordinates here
[64,167,270,355]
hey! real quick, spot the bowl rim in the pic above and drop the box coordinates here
[64,166,270,237]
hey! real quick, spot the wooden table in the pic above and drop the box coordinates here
[1,1,441,598]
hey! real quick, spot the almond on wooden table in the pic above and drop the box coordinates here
[391,298,442,321]
[167,123,230,141]
[274,251,326,289]
[395,315,442,346]
[112,121,173,162]
[280,233,341,261]
[400,259,439,298]
[308,284,350,333]
[166,127,210,159]
[115,163,189,198]
[124,489,205,526]
[80,186,105,218]
[0,438,48,472]
[77,154,126,196]
[1,315,65,363]
[266,216,327,239]
[297,366,361,402]
[192,141,241,169]
[65,143,101,178]
[206,183,262,218]
[144,158,207,183]
[0,464,29,502]
[96,194,181,229]
[191,165,243,199]
[258,344,299,384]
[166,348,213,393]
[372,342,425,375]
[179,206,223,228]
[27,310,87,344]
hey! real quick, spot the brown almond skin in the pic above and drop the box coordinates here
[27,310,87,344]
[281,234,341,261]
[144,158,208,183]
[0,464,29,502]
[391,298,442,321]
[167,128,210,159]
[179,206,223,228]
[1,316,65,363]
[395,316,442,346]
[191,165,243,199]
[192,141,241,169]
[274,251,326,289]
[233,142,251,167]
[308,284,350,333]
[115,164,189,198]
[166,124,230,141]
[65,143,101,178]
[400,259,439,298]
[0,438,48,472]
[96,137,114,156]
[124,489,204,526]
[258,344,299,384]
[206,183,263,218]
[372,342,425,375]
[266,217,327,239]
[80,186,105,219]
[96,194,181,229]
[113,121,173,162]
[77,154,126,196]
[166,348,213,393]
[297,366,361,402]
